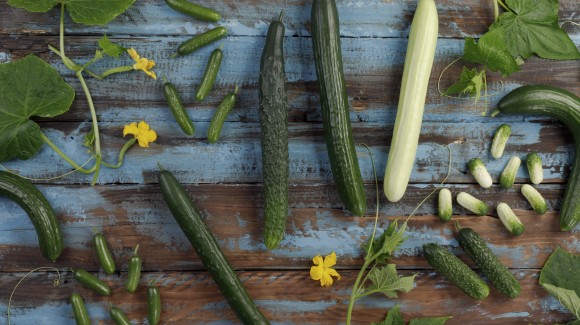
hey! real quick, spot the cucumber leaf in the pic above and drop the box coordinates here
[367,264,415,298]
[541,284,580,319]
[443,67,485,103]
[408,316,453,325]
[0,54,75,161]
[462,29,520,77]
[364,220,408,265]
[371,305,404,325]
[98,34,126,59]
[490,0,580,60]
[540,247,580,320]
[8,0,135,25]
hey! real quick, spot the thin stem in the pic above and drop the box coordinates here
[101,65,134,78]
[493,0,499,22]
[76,71,102,185]
[60,4,65,58]
[496,0,513,13]
[0,156,95,181]
[48,45,102,79]
[346,258,373,325]
[8,267,61,325]
[102,138,137,168]
[41,133,96,174]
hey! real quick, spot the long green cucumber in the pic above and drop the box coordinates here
[311,0,366,216]
[497,85,580,231]
[259,12,289,250]
[0,171,63,262]
[158,168,270,324]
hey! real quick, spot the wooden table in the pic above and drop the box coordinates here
[1,0,579,324]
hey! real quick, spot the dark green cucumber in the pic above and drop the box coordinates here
[70,294,90,325]
[147,284,161,325]
[497,85,580,231]
[73,268,111,296]
[423,243,489,300]
[311,0,366,216]
[125,245,142,293]
[457,227,520,298]
[259,12,289,250]
[195,46,223,101]
[207,86,238,144]
[176,26,227,56]
[162,79,195,136]
[165,0,221,22]
[0,171,62,262]
[158,168,270,325]
[93,232,115,274]
[110,306,131,325]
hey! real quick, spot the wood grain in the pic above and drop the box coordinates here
[0,269,575,324]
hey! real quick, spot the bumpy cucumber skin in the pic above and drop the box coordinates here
[177,26,227,56]
[195,48,223,101]
[208,90,237,143]
[0,171,63,262]
[312,0,366,216]
[70,294,90,325]
[457,228,521,298]
[158,170,270,324]
[165,0,221,22]
[497,85,580,231]
[93,233,116,274]
[259,15,289,250]
[147,285,161,325]
[73,269,111,296]
[423,243,489,300]
[163,82,195,136]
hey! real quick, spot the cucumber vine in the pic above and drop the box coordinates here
[1,1,157,184]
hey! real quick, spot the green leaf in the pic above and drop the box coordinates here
[490,0,580,60]
[365,220,408,265]
[408,316,453,325]
[371,304,404,325]
[541,283,580,319]
[462,28,520,77]
[540,247,580,296]
[8,0,135,25]
[367,264,415,298]
[443,67,486,103]
[0,54,75,161]
[8,0,59,12]
[98,34,127,58]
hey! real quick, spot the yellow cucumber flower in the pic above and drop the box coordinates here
[310,251,341,286]
[123,121,157,147]
[127,48,157,80]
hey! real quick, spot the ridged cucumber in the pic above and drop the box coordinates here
[259,13,289,250]
[311,0,366,216]
[0,171,63,262]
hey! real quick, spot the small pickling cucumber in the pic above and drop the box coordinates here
[165,0,221,22]
[456,192,488,216]
[423,243,489,300]
[162,78,195,136]
[0,171,63,262]
[125,245,142,293]
[500,156,521,189]
[457,227,521,298]
[491,124,511,159]
[73,268,111,296]
[70,294,90,325]
[208,86,238,144]
[521,184,547,214]
[147,284,161,325]
[176,26,227,56]
[468,158,492,188]
[195,45,223,102]
[438,188,452,221]
[496,202,525,236]
[110,306,131,325]
[497,84,580,230]
[93,232,116,274]
[526,153,543,185]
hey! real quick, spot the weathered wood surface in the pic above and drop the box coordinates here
[0,269,576,325]
[1,0,579,323]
